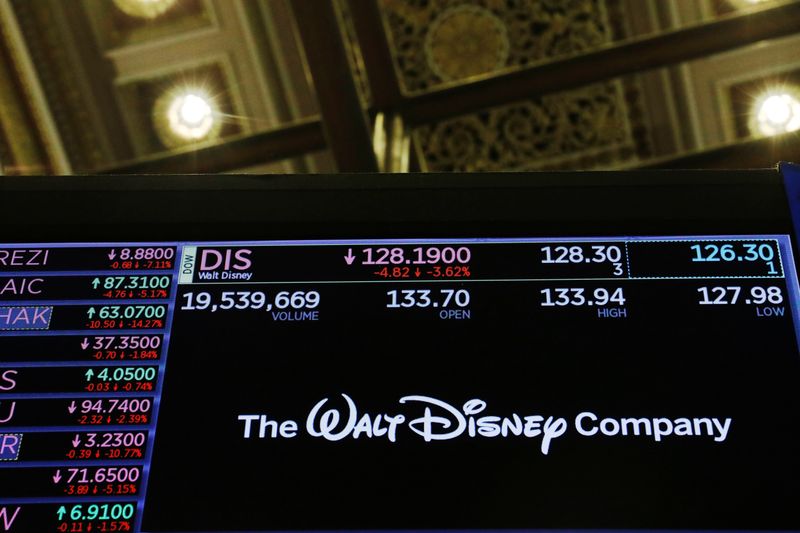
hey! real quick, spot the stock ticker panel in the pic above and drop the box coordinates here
[0,237,799,532]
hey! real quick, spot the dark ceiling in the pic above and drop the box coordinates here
[0,0,798,176]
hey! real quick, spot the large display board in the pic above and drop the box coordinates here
[1,167,800,532]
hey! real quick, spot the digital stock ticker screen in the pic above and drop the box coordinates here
[3,167,800,533]
[0,236,799,532]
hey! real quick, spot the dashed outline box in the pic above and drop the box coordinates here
[0,433,23,461]
[0,305,53,331]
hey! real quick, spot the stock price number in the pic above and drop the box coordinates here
[691,242,779,274]
[92,275,171,299]
[181,290,320,312]
[113,248,174,261]
[84,366,156,392]
[67,431,146,459]
[362,246,471,265]
[56,503,135,523]
[540,287,626,307]
[79,398,151,415]
[88,305,166,320]
[88,335,161,361]
[63,467,140,485]
[85,306,166,329]
[541,245,624,275]
[90,335,161,351]
[386,288,470,309]
[59,467,140,497]
[91,276,171,290]
[697,286,784,305]
[109,247,174,271]
[85,367,157,383]
[77,432,146,449]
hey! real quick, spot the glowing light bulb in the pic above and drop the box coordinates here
[178,94,212,127]
[729,0,774,8]
[751,89,800,137]
[153,85,224,148]
[112,0,179,19]
[166,92,216,140]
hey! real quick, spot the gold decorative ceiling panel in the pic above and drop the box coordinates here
[10,0,112,171]
[380,0,627,94]
[1,0,797,174]
[83,0,213,50]
[711,0,782,16]
[415,79,652,171]
[333,0,372,105]
[0,25,49,175]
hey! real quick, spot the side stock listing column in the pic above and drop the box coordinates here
[0,244,180,532]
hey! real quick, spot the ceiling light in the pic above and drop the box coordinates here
[112,0,179,20]
[153,88,222,148]
[169,93,214,138]
[750,88,800,137]
[729,0,774,8]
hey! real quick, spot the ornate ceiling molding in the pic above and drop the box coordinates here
[0,1,70,174]
[414,78,652,171]
[381,0,627,95]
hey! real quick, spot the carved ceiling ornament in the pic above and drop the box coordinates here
[424,5,510,82]
[382,0,621,93]
[334,0,372,105]
[10,0,107,171]
[386,0,646,171]
[415,80,649,171]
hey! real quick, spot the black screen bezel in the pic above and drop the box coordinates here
[0,170,790,242]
